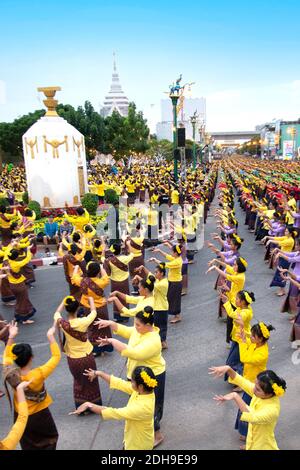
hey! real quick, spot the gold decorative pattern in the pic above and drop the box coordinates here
[73,136,84,158]
[73,195,79,205]
[78,167,85,197]
[43,196,51,207]
[43,136,69,158]
[37,87,61,117]
[25,137,38,159]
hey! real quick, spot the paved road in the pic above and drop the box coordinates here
[1,193,299,450]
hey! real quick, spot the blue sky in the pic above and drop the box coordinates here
[1,0,300,131]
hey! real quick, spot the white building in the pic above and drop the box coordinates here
[156,97,206,141]
[100,54,129,118]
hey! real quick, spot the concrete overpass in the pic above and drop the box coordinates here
[210,131,258,147]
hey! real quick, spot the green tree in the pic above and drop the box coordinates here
[146,138,173,161]
[0,109,45,160]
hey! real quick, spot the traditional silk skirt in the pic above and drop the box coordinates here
[281,283,300,315]
[111,278,130,321]
[69,282,82,302]
[270,258,290,288]
[14,407,58,450]
[167,280,182,315]
[235,392,251,437]
[182,263,188,294]
[0,227,12,247]
[9,281,36,322]
[139,190,146,202]
[21,263,36,285]
[290,311,300,342]
[129,254,144,277]
[83,305,113,353]
[67,353,102,408]
[1,277,15,303]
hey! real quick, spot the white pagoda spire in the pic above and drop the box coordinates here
[101,53,129,117]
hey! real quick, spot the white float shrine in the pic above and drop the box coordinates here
[22,87,88,208]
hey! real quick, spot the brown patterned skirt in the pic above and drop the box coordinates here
[111,278,130,315]
[0,227,12,247]
[129,254,144,277]
[21,263,36,285]
[69,282,82,302]
[14,407,58,450]
[83,304,112,345]
[1,277,15,303]
[67,353,102,408]
[0,314,9,344]
[9,281,36,322]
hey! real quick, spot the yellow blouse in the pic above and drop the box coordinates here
[224,302,253,343]
[71,274,109,308]
[115,324,166,378]
[239,341,269,383]
[152,276,169,311]
[130,237,144,258]
[273,236,294,252]
[3,342,61,415]
[121,295,154,318]
[101,375,154,451]
[54,310,97,358]
[65,209,90,231]
[7,250,32,284]
[107,254,134,282]
[229,373,280,450]
[225,266,245,306]
[0,401,28,450]
[165,254,183,282]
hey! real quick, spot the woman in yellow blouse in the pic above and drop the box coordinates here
[208,256,247,341]
[71,261,112,355]
[219,290,254,382]
[234,320,274,443]
[109,276,155,319]
[64,207,90,232]
[70,366,156,450]
[0,380,30,451]
[96,307,166,447]
[3,321,61,450]
[209,365,286,450]
[103,241,134,323]
[54,296,102,409]
[152,244,183,324]
[6,247,36,324]
[263,227,296,296]
[134,263,169,349]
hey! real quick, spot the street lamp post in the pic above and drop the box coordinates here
[198,120,205,165]
[169,76,184,182]
[190,111,198,171]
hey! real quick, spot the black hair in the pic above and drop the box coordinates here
[235,258,247,273]
[87,261,100,277]
[83,224,93,233]
[172,244,182,256]
[256,370,287,396]
[132,366,157,392]
[8,249,19,261]
[140,275,155,292]
[135,306,154,325]
[72,232,81,243]
[94,239,101,249]
[65,297,80,314]
[0,206,7,214]
[24,209,33,217]
[251,323,275,342]
[10,222,18,230]
[232,237,243,249]
[237,290,255,304]
[155,262,166,276]
[76,207,84,216]
[69,243,79,256]
[12,343,33,368]
[111,243,121,256]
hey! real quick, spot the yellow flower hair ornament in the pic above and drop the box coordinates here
[233,233,242,244]
[175,245,181,254]
[272,383,285,397]
[159,263,165,269]
[11,345,18,361]
[64,295,76,306]
[109,245,115,253]
[259,322,270,339]
[86,261,94,270]
[143,311,150,318]
[239,257,248,268]
[146,278,152,286]
[140,370,158,389]
[244,291,253,304]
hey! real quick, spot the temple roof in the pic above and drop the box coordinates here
[101,53,129,117]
